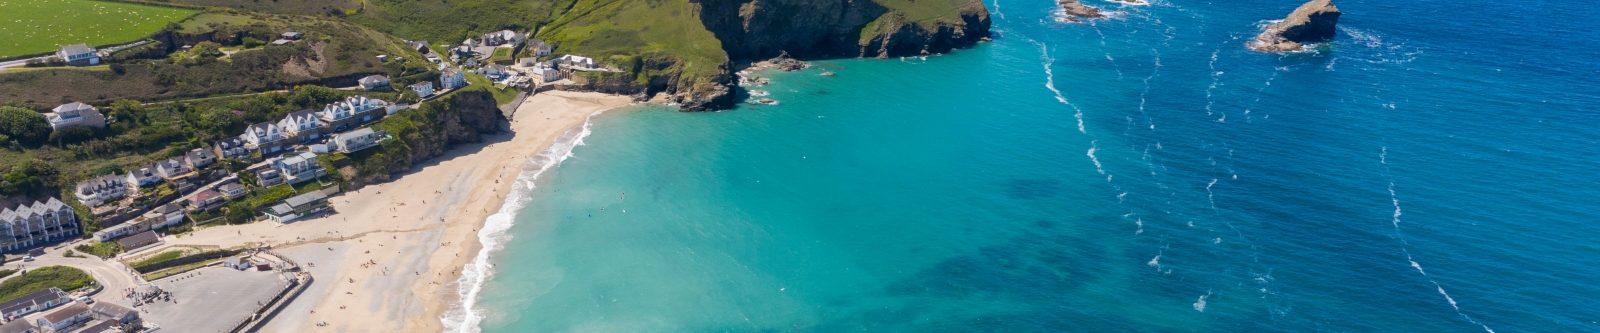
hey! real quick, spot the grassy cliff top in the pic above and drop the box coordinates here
[0,0,198,58]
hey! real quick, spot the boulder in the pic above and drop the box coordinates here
[1250,0,1341,52]
[1055,0,1106,23]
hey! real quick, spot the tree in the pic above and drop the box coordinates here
[0,107,50,146]
[289,85,341,108]
[48,126,97,146]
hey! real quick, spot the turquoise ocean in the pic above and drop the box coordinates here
[452,0,1599,331]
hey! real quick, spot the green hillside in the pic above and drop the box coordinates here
[0,0,198,58]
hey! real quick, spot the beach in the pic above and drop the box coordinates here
[166,91,635,332]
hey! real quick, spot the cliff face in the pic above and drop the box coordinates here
[696,0,991,60]
[347,91,504,186]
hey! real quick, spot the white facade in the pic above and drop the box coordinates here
[125,167,161,188]
[45,102,106,131]
[56,44,99,66]
[332,128,382,153]
[440,68,467,90]
[74,174,128,207]
[241,123,283,148]
[0,198,79,252]
[274,152,325,185]
[277,110,322,141]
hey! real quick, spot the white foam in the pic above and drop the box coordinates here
[1086,142,1105,175]
[442,111,605,333]
[1383,148,1496,333]
[1193,291,1211,312]
[1205,178,1219,209]
[1032,41,1088,134]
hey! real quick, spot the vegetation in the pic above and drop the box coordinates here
[0,266,94,302]
[0,106,50,148]
[537,0,728,87]
[75,241,122,258]
[0,0,199,58]
[128,250,185,270]
[0,11,432,108]
[461,72,520,106]
[128,248,239,274]
[0,269,14,279]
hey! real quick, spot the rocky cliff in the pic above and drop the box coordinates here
[1250,0,1341,52]
[696,0,991,60]
[344,90,504,187]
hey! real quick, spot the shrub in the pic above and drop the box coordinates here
[0,266,94,302]
[0,107,49,146]
[74,242,121,259]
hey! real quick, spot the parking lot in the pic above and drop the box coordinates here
[139,265,292,332]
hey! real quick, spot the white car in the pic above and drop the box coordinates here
[20,256,33,262]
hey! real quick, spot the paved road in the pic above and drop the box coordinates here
[2,241,144,303]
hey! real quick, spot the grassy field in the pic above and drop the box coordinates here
[0,266,94,303]
[538,0,727,85]
[0,0,198,58]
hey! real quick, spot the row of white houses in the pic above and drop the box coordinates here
[0,198,80,252]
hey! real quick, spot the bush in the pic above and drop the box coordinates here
[0,107,49,147]
[75,242,121,259]
[0,266,94,303]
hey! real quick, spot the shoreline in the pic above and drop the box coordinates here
[166,91,637,332]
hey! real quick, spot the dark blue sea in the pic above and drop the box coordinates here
[457,0,1600,331]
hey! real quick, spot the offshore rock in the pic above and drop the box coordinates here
[1250,0,1341,52]
[1055,0,1105,23]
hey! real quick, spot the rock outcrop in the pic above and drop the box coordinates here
[695,0,991,60]
[1250,0,1341,52]
[1055,0,1105,23]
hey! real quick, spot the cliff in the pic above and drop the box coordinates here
[1250,0,1341,52]
[696,0,991,60]
[343,91,505,187]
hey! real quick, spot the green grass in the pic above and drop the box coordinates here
[143,258,222,280]
[75,241,122,258]
[489,47,513,63]
[0,0,198,58]
[538,0,728,86]
[128,250,185,270]
[461,72,520,106]
[0,266,94,302]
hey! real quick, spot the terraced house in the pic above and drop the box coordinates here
[0,198,79,252]
[318,96,389,131]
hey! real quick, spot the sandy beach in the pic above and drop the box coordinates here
[165,91,635,332]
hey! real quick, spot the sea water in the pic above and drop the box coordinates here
[462,0,1600,331]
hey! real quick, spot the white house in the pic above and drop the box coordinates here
[34,303,89,332]
[218,182,247,200]
[0,199,79,252]
[154,158,191,180]
[559,54,599,70]
[317,96,388,126]
[185,148,216,169]
[240,122,283,151]
[44,102,106,131]
[278,110,322,141]
[125,166,161,188]
[214,137,254,161]
[74,174,129,208]
[255,168,284,187]
[0,288,69,322]
[359,75,391,91]
[481,30,524,47]
[529,39,554,57]
[274,152,325,185]
[531,63,563,82]
[409,82,436,98]
[440,68,467,90]
[56,44,99,66]
[331,128,383,153]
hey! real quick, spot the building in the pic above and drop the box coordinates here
[240,122,285,153]
[478,65,509,80]
[43,102,106,132]
[213,137,255,161]
[56,44,99,66]
[264,190,329,223]
[481,30,524,47]
[330,128,383,153]
[185,148,216,169]
[218,182,247,200]
[530,64,562,82]
[440,68,467,90]
[153,158,191,181]
[113,231,160,251]
[69,320,115,333]
[281,32,303,40]
[274,152,325,185]
[124,167,159,188]
[187,189,224,212]
[316,96,388,131]
[0,199,79,253]
[407,40,430,54]
[0,288,68,322]
[87,303,137,326]
[559,55,599,70]
[0,319,37,333]
[409,82,435,98]
[73,174,128,208]
[34,303,88,332]
[529,39,553,57]
[277,110,322,142]
[255,168,284,187]
[358,75,391,91]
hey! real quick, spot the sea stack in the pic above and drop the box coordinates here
[1055,0,1106,23]
[1250,0,1341,52]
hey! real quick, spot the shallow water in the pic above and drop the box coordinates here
[467,0,1600,331]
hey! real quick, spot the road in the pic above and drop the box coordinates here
[1,241,144,303]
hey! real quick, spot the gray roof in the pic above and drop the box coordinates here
[115,231,161,250]
[73,319,117,333]
[52,102,94,113]
[268,204,294,215]
[40,303,87,323]
[360,75,390,85]
[284,191,327,208]
[89,302,136,320]
[59,44,93,56]
[0,319,37,333]
[0,288,64,313]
